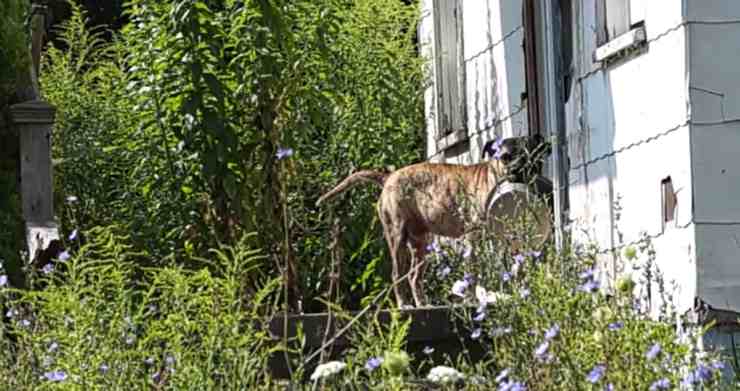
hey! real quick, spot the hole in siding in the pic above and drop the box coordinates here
[661,176,677,230]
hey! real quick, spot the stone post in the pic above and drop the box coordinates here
[9,100,59,262]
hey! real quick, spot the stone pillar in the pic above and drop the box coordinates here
[9,100,59,263]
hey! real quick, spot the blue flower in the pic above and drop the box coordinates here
[0,275,7,287]
[545,324,560,340]
[579,268,595,280]
[534,341,549,358]
[694,364,712,382]
[5,308,17,318]
[607,322,624,331]
[473,309,486,322]
[645,343,661,360]
[586,365,606,383]
[42,263,54,274]
[463,273,474,284]
[438,265,452,278]
[471,328,482,339]
[604,383,614,391]
[500,380,527,391]
[58,251,71,262]
[276,147,294,160]
[462,245,472,258]
[712,361,727,371]
[99,363,109,374]
[513,253,525,264]
[422,346,435,355]
[365,357,383,372]
[495,368,510,383]
[649,378,670,390]
[579,279,600,293]
[68,229,78,241]
[426,240,441,254]
[44,371,67,382]
[20,319,31,327]
[502,272,512,282]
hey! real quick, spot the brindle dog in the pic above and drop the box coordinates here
[317,135,550,307]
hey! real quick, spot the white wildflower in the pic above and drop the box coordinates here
[310,361,346,381]
[475,285,510,305]
[451,280,469,297]
[427,365,465,384]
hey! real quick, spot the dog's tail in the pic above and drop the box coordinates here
[316,170,388,207]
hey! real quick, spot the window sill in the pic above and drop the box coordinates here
[436,129,468,151]
[593,25,647,63]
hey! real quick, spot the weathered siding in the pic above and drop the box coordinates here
[566,1,695,311]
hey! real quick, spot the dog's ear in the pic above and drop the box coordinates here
[481,139,494,160]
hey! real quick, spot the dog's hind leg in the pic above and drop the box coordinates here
[409,235,429,307]
[381,216,412,308]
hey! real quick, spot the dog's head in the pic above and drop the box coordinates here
[482,134,551,183]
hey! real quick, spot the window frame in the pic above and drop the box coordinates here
[432,0,467,150]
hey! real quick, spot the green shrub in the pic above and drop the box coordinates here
[0,226,281,390]
[0,0,29,99]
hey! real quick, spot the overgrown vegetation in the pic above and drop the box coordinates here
[43,0,424,311]
[0,0,29,99]
[0,0,735,389]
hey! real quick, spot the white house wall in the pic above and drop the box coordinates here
[686,1,740,312]
[421,0,527,164]
[567,1,695,311]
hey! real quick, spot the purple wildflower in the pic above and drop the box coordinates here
[422,346,435,355]
[694,364,712,382]
[462,245,472,258]
[604,383,614,391]
[495,368,510,383]
[712,361,727,371]
[68,229,78,241]
[42,263,54,274]
[365,357,383,372]
[579,268,595,280]
[0,275,7,287]
[438,265,451,277]
[579,279,600,293]
[607,322,624,331]
[646,343,661,360]
[502,272,512,282]
[473,309,486,322]
[58,251,71,262]
[649,378,670,390]
[681,371,697,387]
[534,341,549,358]
[519,287,530,299]
[463,273,474,284]
[500,381,527,391]
[544,324,560,340]
[44,371,67,382]
[426,240,441,254]
[275,147,293,160]
[5,308,17,318]
[586,365,606,383]
[20,319,31,327]
[471,328,482,339]
[513,253,525,263]
[99,363,109,374]
[527,250,542,259]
